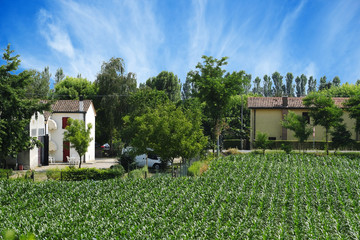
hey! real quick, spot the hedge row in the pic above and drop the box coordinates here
[47,166,125,181]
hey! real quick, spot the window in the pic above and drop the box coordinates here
[62,117,69,129]
[302,112,310,124]
[38,128,45,136]
[31,129,37,137]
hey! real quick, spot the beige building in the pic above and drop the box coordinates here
[247,97,357,148]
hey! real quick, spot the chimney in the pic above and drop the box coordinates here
[282,96,288,107]
[79,96,84,112]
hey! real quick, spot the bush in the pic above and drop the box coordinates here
[188,158,211,177]
[0,169,12,179]
[224,148,242,156]
[128,167,147,179]
[61,167,125,181]
[281,143,292,154]
[46,168,61,180]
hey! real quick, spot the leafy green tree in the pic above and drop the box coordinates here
[332,76,341,87]
[0,45,50,168]
[319,76,332,91]
[300,74,307,96]
[23,68,50,99]
[63,118,93,168]
[344,95,360,140]
[146,71,181,102]
[252,76,262,95]
[244,74,252,94]
[54,76,97,100]
[55,67,65,84]
[295,76,301,97]
[254,132,269,155]
[263,74,272,97]
[281,111,312,151]
[94,57,137,145]
[123,102,206,170]
[303,92,343,155]
[285,73,294,97]
[356,79,360,86]
[307,76,317,94]
[272,71,284,97]
[318,83,360,97]
[331,122,353,153]
[189,56,248,156]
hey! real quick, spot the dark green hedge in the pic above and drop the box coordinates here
[268,140,360,151]
[48,166,125,181]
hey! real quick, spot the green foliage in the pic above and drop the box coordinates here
[188,161,207,176]
[54,76,97,100]
[145,71,181,102]
[254,132,269,154]
[0,169,12,179]
[127,167,147,179]
[281,111,312,150]
[280,143,292,154]
[307,76,317,94]
[263,74,272,96]
[63,118,93,168]
[331,123,353,152]
[46,167,61,180]
[0,45,50,168]
[1,229,35,240]
[319,82,360,97]
[285,72,294,97]
[24,67,50,99]
[123,102,207,165]
[303,92,343,154]
[271,71,284,97]
[189,55,249,154]
[344,94,360,133]
[61,167,125,181]
[2,154,360,238]
[54,67,65,84]
[94,57,137,145]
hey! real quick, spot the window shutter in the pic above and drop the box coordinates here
[62,117,69,129]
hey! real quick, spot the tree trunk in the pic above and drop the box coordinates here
[79,155,82,168]
[217,135,220,157]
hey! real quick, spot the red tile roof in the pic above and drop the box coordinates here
[51,100,92,112]
[43,100,93,119]
[247,97,348,109]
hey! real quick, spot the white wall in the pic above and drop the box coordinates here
[15,112,47,169]
[49,104,96,163]
[85,104,96,162]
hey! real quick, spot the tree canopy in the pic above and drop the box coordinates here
[189,55,249,155]
[54,76,97,100]
[145,71,181,102]
[94,57,137,145]
[303,92,343,154]
[0,45,50,167]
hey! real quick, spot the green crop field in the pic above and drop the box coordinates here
[1,154,360,239]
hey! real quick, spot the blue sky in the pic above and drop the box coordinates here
[1,0,360,86]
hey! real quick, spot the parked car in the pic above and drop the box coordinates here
[122,147,170,169]
[101,143,110,151]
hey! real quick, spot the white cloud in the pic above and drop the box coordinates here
[37,9,75,59]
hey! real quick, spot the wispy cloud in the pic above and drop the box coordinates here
[37,9,75,59]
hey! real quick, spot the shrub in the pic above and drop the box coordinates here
[188,160,210,177]
[0,169,12,179]
[128,167,147,179]
[46,168,61,180]
[254,132,270,154]
[61,167,125,181]
[281,143,292,154]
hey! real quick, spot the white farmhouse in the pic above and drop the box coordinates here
[14,99,96,169]
[47,99,96,163]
